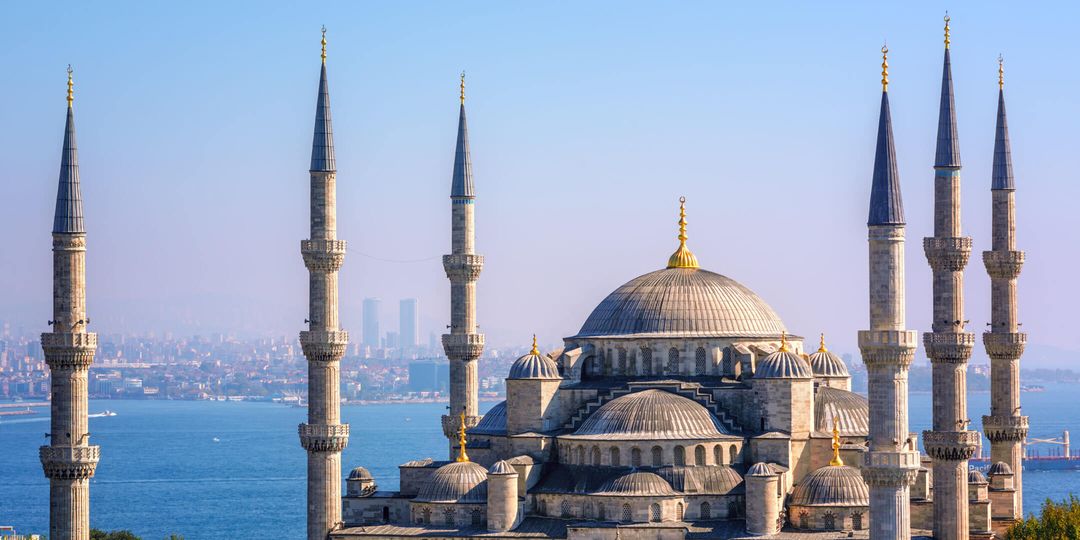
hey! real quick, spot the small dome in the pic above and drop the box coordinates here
[568,389,731,440]
[657,466,743,494]
[348,466,373,480]
[968,470,988,484]
[488,460,516,475]
[808,346,849,378]
[508,352,560,380]
[755,346,812,379]
[815,386,869,436]
[415,461,489,503]
[988,462,1014,476]
[469,401,507,436]
[789,465,869,507]
[597,471,678,496]
[747,462,774,477]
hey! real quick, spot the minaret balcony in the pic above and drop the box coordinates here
[51,234,87,250]
[982,415,1029,443]
[441,414,481,440]
[299,330,349,363]
[442,333,485,361]
[982,250,1025,280]
[982,332,1027,360]
[923,332,976,363]
[443,254,484,281]
[301,239,347,272]
[41,332,97,370]
[39,445,100,480]
[922,430,980,461]
[857,330,918,367]
[298,423,350,453]
[923,237,973,272]
[861,450,921,487]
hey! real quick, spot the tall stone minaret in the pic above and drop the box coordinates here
[298,28,349,540]
[857,46,921,540]
[981,56,1027,520]
[39,66,100,540]
[922,16,979,540]
[441,73,484,455]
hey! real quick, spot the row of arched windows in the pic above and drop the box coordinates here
[796,511,864,531]
[568,442,740,466]
[587,346,715,377]
[414,507,484,527]
[541,498,739,522]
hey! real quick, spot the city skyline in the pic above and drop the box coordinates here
[2,1,1079,366]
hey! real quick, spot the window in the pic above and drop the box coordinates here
[696,347,707,375]
[798,511,808,530]
[650,503,662,522]
[674,445,685,466]
[823,512,836,530]
[667,347,680,373]
[631,447,642,467]
[714,445,723,465]
[729,445,738,464]
[651,446,663,467]
[618,348,627,374]
[610,447,621,466]
[641,347,652,375]
[382,506,390,523]
[598,504,606,521]
[592,446,601,466]
[676,503,684,521]
[622,504,633,523]
[420,507,431,524]
[577,446,585,464]
[561,500,572,518]
[444,508,455,527]
[700,502,711,520]
[695,445,706,466]
[471,508,483,527]
[599,350,610,375]
[539,500,547,515]
[852,512,864,530]
[727,500,739,518]
[584,502,593,519]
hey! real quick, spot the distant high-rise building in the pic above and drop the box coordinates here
[362,298,380,348]
[399,298,419,349]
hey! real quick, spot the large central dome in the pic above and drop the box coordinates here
[566,389,734,440]
[573,267,787,339]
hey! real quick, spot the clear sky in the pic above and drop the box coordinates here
[1,1,1077,365]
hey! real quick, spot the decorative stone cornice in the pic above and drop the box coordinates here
[922,430,980,460]
[924,236,973,272]
[298,423,350,453]
[40,445,99,480]
[858,330,918,367]
[301,239,347,272]
[861,450,921,487]
[299,330,349,363]
[983,332,1026,360]
[52,234,87,251]
[982,415,1029,443]
[443,254,484,282]
[983,250,1024,280]
[441,413,481,440]
[924,331,976,363]
[442,333,484,361]
[42,332,97,371]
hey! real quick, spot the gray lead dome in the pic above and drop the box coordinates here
[789,465,869,506]
[415,461,489,503]
[568,389,732,440]
[508,352,560,380]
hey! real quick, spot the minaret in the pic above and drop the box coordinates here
[39,65,100,540]
[922,15,979,540]
[441,73,485,455]
[857,45,921,540]
[298,28,349,540]
[981,55,1027,521]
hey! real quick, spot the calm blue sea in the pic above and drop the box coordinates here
[2,385,1077,539]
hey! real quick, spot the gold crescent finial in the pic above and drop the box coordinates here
[666,196,699,269]
[998,54,1004,90]
[321,26,327,64]
[66,65,74,107]
[456,411,470,462]
[818,333,827,353]
[944,13,951,49]
[530,334,540,356]
[779,332,790,353]
[880,43,889,92]
[830,416,844,466]
[460,71,466,105]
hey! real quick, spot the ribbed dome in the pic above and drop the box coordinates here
[657,466,743,494]
[508,352,560,380]
[469,401,507,436]
[789,466,869,506]
[568,389,730,440]
[815,386,869,436]
[415,461,488,503]
[809,349,849,377]
[573,268,787,339]
[348,466,373,480]
[597,471,679,496]
[988,462,1014,476]
[747,462,774,477]
[968,470,988,484]
[488,460,516,475]
[755,350,812,379]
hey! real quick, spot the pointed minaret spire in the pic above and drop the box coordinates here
[451,71,474,198]
[992,56,1014,190]
[54,65,84,234]
[935,14,962,168]
[310,26,335,172]
[868,45,904,226]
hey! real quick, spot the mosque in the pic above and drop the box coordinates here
[36,17,1028,540]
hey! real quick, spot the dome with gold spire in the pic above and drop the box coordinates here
[508,336,561,380]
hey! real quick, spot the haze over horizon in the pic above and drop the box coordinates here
[2,1,1078,366]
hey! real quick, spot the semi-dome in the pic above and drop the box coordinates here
[808,336,849,377]
[657,466,743,495]
[789,465,869,507]
[566,389,732,440]
[573,267,787,339]
[508,337,560,380]
[469,401,507,436]
[814,386,869,436]
[755,338,812,379]
[348,466,373,480]
[596,471,679,496]
[968,470,988,484]
[415,461,489,503]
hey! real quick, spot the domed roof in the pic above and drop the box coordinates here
[508,338,560,380]
[789,465,869,507]
[415,461,489,503]
[968,470,988,484]
[755,343,813,379]
[567,389,732,440]
[814,386,869,436]
[747,462,774,477]
[657,466,743,495]
[573,267,787,339]
[988,462,1014,476]
[469,401,507,436]
[348,466,373,480]
[596,471,679,496]
[808,338,849,378]
[488,460,516,475]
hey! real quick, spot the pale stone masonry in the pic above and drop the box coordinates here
[922,23,979,540]
[299,32,349,540]
[982,59,1028,524]
[441,77,485,455]
[40,69,100,540]
[858,51,921,540]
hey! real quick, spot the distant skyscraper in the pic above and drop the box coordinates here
[399,298,419,349]
[362,298,380,348]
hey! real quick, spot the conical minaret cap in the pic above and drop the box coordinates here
[451,72,475,198]
[54,65,84,234]
[867,46,905,226]
[934,15,962,168]
[310,28,336,172]
[992,57,1014,190]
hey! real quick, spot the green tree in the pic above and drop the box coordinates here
[1007,495,1080,539]
[89,530,141,540]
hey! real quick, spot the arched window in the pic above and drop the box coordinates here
[667,347,680,373]
[444,508,455,527]
[727,500,739,518]
[641,347,652,375]
[584,502,593,519]
[539,500,547,516]
[823,512,836,530]
[695,445,706,466]
[629,349,638,375]
[852,512,864,530]
[471,508,483,527]
[700,501,711,520]
[622,503,633,523]
[591,446,602,466]
[631,447,642,467]
[577,446,586,464]
[561,500,572,518]
[382,506,390,523]
[600,350,610,375]
[421,507,431,524]
[729,444,738,464]
[597,504,606,521]
[714,445,723,465]
[674,445,686,466]
[610,447,621,467]
[676,503,684,521]
[651,446,663,467]
[695,347,707,375]
[650,503,662,522]
[798,511,809,530]
[618,348,627,374]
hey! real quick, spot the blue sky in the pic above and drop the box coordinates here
[1,1,1077,364]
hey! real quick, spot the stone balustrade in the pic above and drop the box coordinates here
[857,330,918,366]
[298,423,350,453]
[982,415,1029,443]
[922,430,981,460]
[41,332,97,370]
[982,250,1025,280]
[982,332,1027,360]
[299,330,349,363]
[442,254,484,282]
[442,333,485,361]
[924,236,973,272]
[923,331,976,363]
[301,239,347,272]
[39,445,100,480]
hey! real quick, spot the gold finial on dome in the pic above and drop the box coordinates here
[944,12,951,50]
[998,54,1004,90]
[321,26,327,64]
[530,334,540,356]
[881,44,889,92]
[830,416,844,466]
[460,71,466,105]
[455,411,470,462]
[66,65,74,107]
[666,196,699,269]
[818,333,828,353]
[779,332,790,353]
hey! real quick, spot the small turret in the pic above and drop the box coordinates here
[486,460,520,532]
[745,463,780,535]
